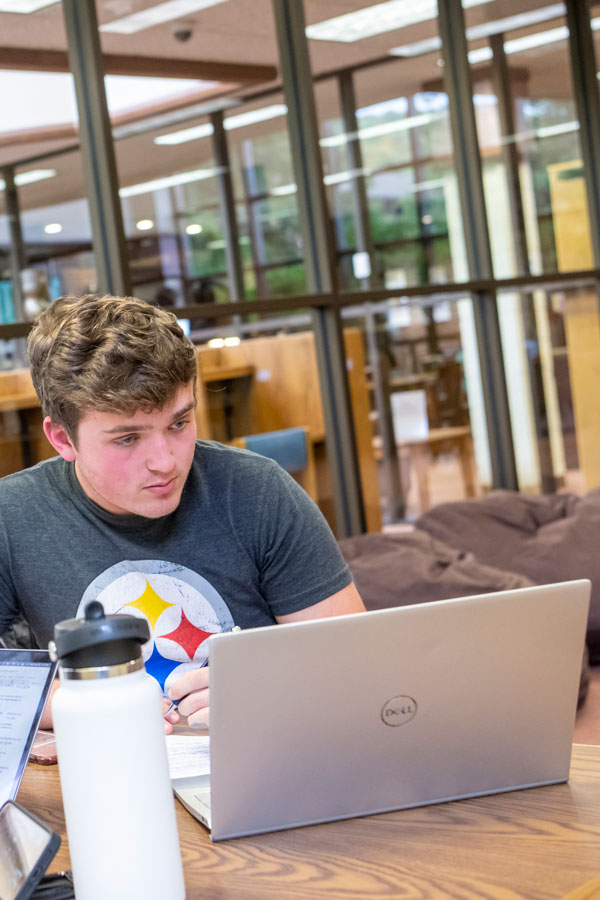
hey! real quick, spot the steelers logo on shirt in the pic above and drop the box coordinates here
[77,560,234,693]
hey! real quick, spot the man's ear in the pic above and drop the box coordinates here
[43,417,77,461]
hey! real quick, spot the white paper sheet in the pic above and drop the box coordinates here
[165,734,211,780]
[0,663,50,805]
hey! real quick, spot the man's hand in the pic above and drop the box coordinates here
[39,679,60,730]
[167,666,210,729]
[162,698,180,735]
[165,584,363,729]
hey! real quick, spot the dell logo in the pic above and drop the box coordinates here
[381,695,417,727]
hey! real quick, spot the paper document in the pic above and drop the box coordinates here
[165,735,210,780]
[0,662,50,805]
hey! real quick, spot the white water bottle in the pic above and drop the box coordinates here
[49,600,186,900]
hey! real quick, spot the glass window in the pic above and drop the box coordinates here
[343,296,479,522]
[115,92,307,303]
[116,119,222,306]
[17,149,95,315]
[501,284,600,498]
[4,0,597,527]
[0,186,12,331]
[227,98,307,299]
[465,0,592,277]
[310,5,464,293]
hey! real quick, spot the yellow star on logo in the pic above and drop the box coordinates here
[124,580,175,630]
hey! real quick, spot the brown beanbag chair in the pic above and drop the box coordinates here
[339,528,589,707]
[416,489,600,663]
[339,529,533,609]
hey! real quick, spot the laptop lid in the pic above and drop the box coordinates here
[207,580,590,840]
[0,649,57,806]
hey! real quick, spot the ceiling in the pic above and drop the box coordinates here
[0,0,575,72]
[0,0,589,224]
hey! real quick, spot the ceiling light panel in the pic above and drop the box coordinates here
[391,4,566,58]
[390,36,442,57]
[114,97,239,142]
[15,168,57,186]
[0,169,56,191]
[224,104,288,130]
[155,122,214,145]
[319,113,441,149]
[306,0,493,43]
[468,46,493,63]
[535,121,579,138]
[467,23,580,64]
[0,0,59,11]
[467,4,566,40]
[101,0,229,35]
[467,23,573,61]
[154,104,288,146]
[119,167,222,198]
[504,24,569,53]
[270,184,297,196]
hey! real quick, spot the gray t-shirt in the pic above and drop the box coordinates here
[0,441,351,692]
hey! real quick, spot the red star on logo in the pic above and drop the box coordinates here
[159,610,213,660]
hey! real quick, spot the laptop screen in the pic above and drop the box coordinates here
[0,650,57,806]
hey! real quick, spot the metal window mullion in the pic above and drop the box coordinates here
[3,167,26,324]
[211,111,246,305]
[490,33,555,493]
[272,3,334,293]
[338,71,404,521]
[437,0,518,491]
[338,71,379,287]
[240,141,268,298]
[565,0,600,270]
[489,34,530,276]
[62,0,131,298]
[272,0,366,537]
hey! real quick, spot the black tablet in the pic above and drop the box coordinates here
[0,800,61,900]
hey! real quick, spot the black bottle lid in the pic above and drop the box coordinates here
[51,600,150,669]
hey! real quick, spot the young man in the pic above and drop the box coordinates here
[0,294,364,728]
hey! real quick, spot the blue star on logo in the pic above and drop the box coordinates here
[144,644,182,691]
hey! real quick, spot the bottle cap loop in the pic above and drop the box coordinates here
[51,600,150,670]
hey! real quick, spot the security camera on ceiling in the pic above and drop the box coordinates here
[172,20,194,42]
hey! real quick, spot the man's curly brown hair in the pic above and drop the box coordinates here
[28,294,197,441]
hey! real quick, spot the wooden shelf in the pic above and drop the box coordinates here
[200,364,254,383]
[0,392,40,412]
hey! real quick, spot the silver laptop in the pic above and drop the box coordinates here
[172,580,590,841]
[0,649,57,807]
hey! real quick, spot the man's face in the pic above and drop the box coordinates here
[57,382,197,518]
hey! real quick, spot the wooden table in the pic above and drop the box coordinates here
[396,425,477,512]
[373,425,477,513]
[387,371,439,392]
[18,744,600,899]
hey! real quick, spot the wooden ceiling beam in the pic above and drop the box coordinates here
[0,47,277,83]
